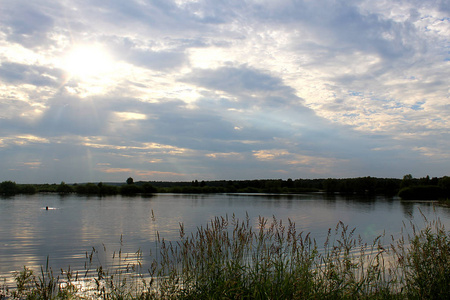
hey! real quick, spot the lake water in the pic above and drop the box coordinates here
[1,193,449,283]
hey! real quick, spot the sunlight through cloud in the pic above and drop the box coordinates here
[63,45,114,79]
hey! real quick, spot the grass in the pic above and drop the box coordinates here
[2,213,449,299]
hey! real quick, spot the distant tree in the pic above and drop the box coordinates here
[323,178,339,194]
[142,183,157,194]
[57,181,73,194]
[403,174,413,180]
[120,184,141,195]
[400,174,414,188]
[75,183,99,194]
[99,184,119,195]
[263,180,282,193]
[18,184,37,194]
[398,186,443,200]
[0,181,17,195]
[126,177,134,185]
[430,177,439,185]
[438,176,450,195]
[286,178,294,188]
[418,175,431,185]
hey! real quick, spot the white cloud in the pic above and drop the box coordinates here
[0,0,448,182]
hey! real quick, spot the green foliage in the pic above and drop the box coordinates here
[2,175,450,198]
[0,180,17,195]
[14,266,35,296]
[75,183,100,195]
[11,259,78,300]
[323,178,340,194]
[57,181,74,194]
[18,184,37,194]
[394,217,450,299]
[438,176,450,193]
[35,184,59,193]
[141,183,157,194]
[98,183,119,195]
[401,174,414,188]
[398,185,445,200]
[120,183,141,195]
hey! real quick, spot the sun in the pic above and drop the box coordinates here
[63,45,114,79]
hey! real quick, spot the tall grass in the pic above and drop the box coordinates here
[4,213,449,299]
[393,215,450,299]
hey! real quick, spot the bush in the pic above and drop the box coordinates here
[398,185,444,200]
[0,181,17,195]
[75,183,100,195]
[18,184,37,194]
[120,184,141,195]
[98,184,119,195]
[57,182,74,194]
[142,183,157,194]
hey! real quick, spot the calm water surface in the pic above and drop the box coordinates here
[1,193,449,281]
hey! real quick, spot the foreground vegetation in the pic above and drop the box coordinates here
[1,175,450,200]
[1,214,449,299]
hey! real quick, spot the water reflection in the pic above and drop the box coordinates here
[1,193,449,283]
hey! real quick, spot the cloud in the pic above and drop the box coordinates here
[185,65,294,96]
[0,62,61,87]
[1,1,56,47]
[0,0,449,183]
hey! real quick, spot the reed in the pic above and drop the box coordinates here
[392,215,450,299]
[4,213,449,299]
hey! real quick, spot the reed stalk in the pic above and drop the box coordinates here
[4,213,449,299]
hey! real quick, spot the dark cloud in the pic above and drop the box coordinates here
[0,62,62,87]
[1,1,57,47]
[72,0,229,35]
[34,95,113,136]
[183,65,307,111]
[185,66,287,93]
[251,1,417,61]
[0,0,448,182]
[103,37,188,71]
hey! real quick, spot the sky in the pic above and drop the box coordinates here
[0,0,449,184]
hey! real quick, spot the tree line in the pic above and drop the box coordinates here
[1,175,449,200]
[0,178,156,196]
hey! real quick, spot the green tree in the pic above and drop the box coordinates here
[98,184,118,195]
[18,184,37,194]
[286,178,294,188]
[401,174,414,188]
[323,178,339,194]
[57,181,73,194]
[0,181,17,195]
[120,184,141,195]
[142,183,157,194]
[438,176,450,197]
[126,177,134,185]
[75,183,99,194]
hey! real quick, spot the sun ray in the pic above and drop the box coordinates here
[63,45,114,79]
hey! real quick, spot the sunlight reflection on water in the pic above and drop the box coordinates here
[1,193,449,286]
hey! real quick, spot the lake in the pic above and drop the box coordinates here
[1,193,449,283]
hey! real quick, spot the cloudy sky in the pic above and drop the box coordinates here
[0,0,448,184]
